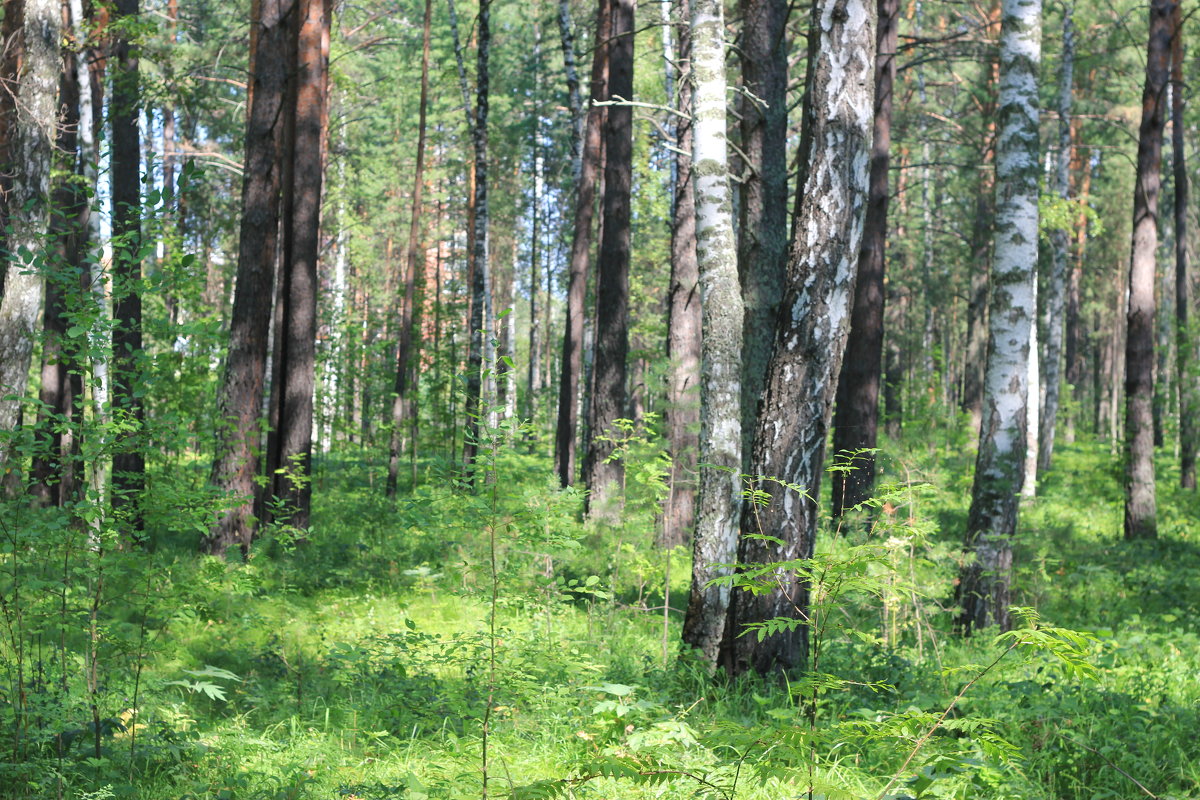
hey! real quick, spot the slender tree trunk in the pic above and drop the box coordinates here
[1038,0,1074,474]
[554,0,609,487]
[1064,130,1090,432]
[831,0,897,517]
[0,0,60,485]
[957,0,1042,634]
[1123,0,1172,540]
[583,0,635,518]
[109,0,144,529]
[386,0,432,499]
[207,0,296,555]
[721,0,875,675]
[680,0,742,666]
[0,0,26,273]
[663,0,699,548]
[1171,1,1195,489]
[462,0,493,480]
[271,0,330,531]
[737,0,788,467]
[557,0,582,180]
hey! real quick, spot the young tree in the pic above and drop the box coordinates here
[721,0,876,675]
[583,0,635,517]
[680,0,742,666]
[554,0,609,488]
[207,0,297,555]
[830,0,898,517]
[0,0,62,464]
[958,0,1042,633]
[1122,0,1172,539]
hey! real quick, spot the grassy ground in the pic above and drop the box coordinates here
[13,433,1200,800]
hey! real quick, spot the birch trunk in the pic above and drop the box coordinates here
[721,0,875,675]
[1038,0,1074,474]
[680,0,742,667]
[0,0,61,463]
[958,0,1041,633]
[1123,0,1171,539]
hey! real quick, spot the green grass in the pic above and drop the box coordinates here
[6,433,1200,800]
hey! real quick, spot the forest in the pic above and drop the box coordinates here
[0,0,1197,797]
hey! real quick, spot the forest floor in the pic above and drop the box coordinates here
[48,428,1200,800]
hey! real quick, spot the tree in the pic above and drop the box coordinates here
[0,0,62,465]
[680,0,742,666]
[583,0,635,518]
[1171,0,1195,490]
[736,0,788,466]
[958,0,1042,633]
[663,0,699,548]
[207,0,298,555]
[1038,0,1075,474]
[721,0,876,675]
[1122,0,1172,539]
[554,0,609,488]
[831,0,898,517]
[268,0,331,531]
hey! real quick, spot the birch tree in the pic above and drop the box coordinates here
[721,0,875,675]
[958,0,1042,633]
[680,0,742,666]
[0,0,61,461]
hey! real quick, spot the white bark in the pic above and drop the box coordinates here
[681,0,743,666]
[0,0,62,449]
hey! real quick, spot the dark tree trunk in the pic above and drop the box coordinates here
[0,0,25,278]
[663,0,699,549]
[462,0,492,481]
[1171,1,1195,490]
[207,0,296,555]
[271,0,330,531]
[110,0,144,532]
[554,0,609,487]
[1123,0,1171,540]
[831,0,897,517]
[736,0,788,467]
[720,0,876,675]
[583,0,635,518]
[386,0,432,499]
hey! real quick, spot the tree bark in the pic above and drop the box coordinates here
[207,0,297,555]
[1171,1,1195,490]
[386,0,432,499]
[736,0,788,468]
[0,0,61,478]
[680,0,742,666]
[109,0,144,529]
[583,0,635,518]
[957,0,1041,634]
[271,0,330,532]
[721,0,875,675]
[462,0,493,481]
[831,0,897,517]
[1038,0,1074,474]
[1123,0,1171,540]
[555,0,609,488]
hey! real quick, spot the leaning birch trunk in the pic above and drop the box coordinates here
[0,0,61,465]
[1123,0,1172,539]
[680,0,742,667]
[957,0,1042,633]
[720,0,875,675]
[1038,0,1074,474]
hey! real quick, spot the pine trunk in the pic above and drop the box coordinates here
[1123,0,1171,539]
[1171,1,1195,490]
